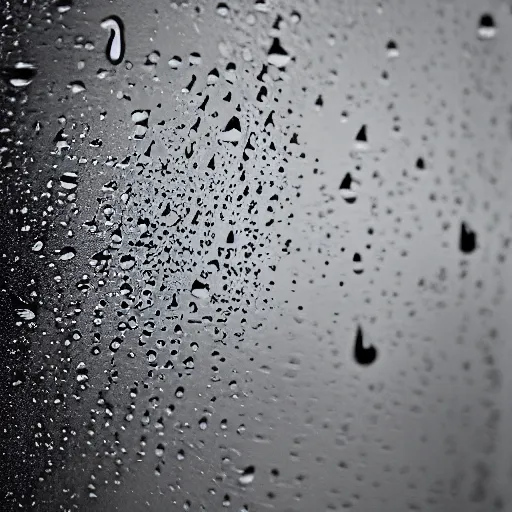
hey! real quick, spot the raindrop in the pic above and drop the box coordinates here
[207,68,219,85]
[16,308,35,321]
[352,252,364,274]
[59,247,76,261]
[267,38,291,68]
[353,325,377,366]
[239,466,256,485]
[145,51,160,66]
[131,110,150,139]
[219,116,242,143]
[100,16,125,65]
[290,10,301,24]
[4,62,37,87]
[155,444,165,457]
[188,52,202,66]
[386,39,399,58]
[216,3,230,17]
[460,221,477,254]
[32,241,44,252]
[339,173,360,204]
[131,110,149,124]
[55,0,72,13]
[60,172,78,189]
[110,338,122,352]
[120,254,136,270]
[168,56,183,69]
[68,80,86,94]
[478,13,497,40]
[354,124,368,149]
[191,280,210,299]
[415,157,425,170]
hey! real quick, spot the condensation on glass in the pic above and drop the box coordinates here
[1,0,512,511]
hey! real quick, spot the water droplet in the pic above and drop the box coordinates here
[60,172,78,190]
[386,40,399,58]
[68,80,86,94]
[239,465,256,485]
[267,38,291,68]
[32,241,44,252]
[354,124,368,150]
[155,444,165,457]
[59,247,76,261]
[119,254,136,270]
[188,52,202,66]
[145,51,160,66]
[191,280,210,299]
[460,221,477,254]
[290,10,301,24]
[168,56,182,69]
[216,3,230,17]
[4,62,37,87]
[131,111,149,124]
[131,110,150,139]
[478,13,497,40]
[218,116,242,143]
[16,308,35,321]
[100,16,125,65]
[353,325,377,366]
[56,0,72,13]
[352,252,364,274]
[339,173,360,204]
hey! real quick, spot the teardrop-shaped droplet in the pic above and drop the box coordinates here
[100,16,125,65]
[353,325,377,366]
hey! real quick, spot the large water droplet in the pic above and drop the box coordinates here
[59,247,76,261]
[267,38,291,68]
[100,16,125,65]
[353,325,377,366]
[477,13,497,40]
[460,221,477,254]
[4,62,37,87]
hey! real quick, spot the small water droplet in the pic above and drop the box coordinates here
[216,3,230,17]
[339,173,360,204]
[478,13,497,40]
[218,116,242,143]
[4,62,37,87]
[16,308,35,321]
[239,466,255,485]
[32,241,44,252]
[386,39,399,58]
[191,279,210,299]
[168,56,183,69]
[68,80,86,94]
[59,247,76,261]
[119,254,136,270]
[267,38,291,68]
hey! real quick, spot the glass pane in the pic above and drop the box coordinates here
[2,1,511,510]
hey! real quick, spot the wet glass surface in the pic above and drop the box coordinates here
[1,1,512,510]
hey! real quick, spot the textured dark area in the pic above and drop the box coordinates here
[1,1,512,511]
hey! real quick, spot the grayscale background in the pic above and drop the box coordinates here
[1,0,512,511]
